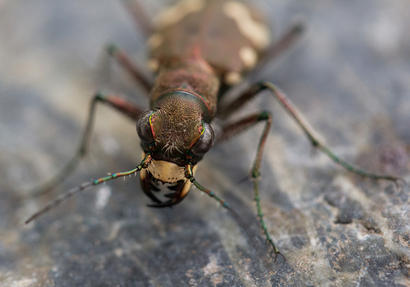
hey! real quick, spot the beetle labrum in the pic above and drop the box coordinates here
[26,0,402,258]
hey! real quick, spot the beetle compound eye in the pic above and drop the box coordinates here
[191,123,214,156]
[137,111,155,143]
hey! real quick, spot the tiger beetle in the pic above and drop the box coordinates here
[25,0,403,259]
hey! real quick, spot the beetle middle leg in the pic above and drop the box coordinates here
[30,93,144,196]
[214,81,403,257]
[219,81,402,183]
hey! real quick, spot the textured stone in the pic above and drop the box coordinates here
[0,0,409,286]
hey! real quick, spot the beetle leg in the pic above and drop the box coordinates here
[248,22,304,80]
[218,81,403,184]
[106,44,153,93]
[29,92,145,197]
[121,0,154,38]
[217,111,283,258]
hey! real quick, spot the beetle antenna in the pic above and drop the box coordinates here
[25,154,152,224]
[185,165,230,209]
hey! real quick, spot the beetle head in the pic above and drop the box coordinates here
[136,93,214,207]
[137,95,214,166]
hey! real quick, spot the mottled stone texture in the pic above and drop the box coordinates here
[0,0,409,286]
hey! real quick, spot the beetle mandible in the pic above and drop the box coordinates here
[26,0,402,258]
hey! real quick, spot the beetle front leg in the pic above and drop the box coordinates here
[30,92,145,196]
[219,81,403,184]
[106,44,153,93]
[218,111,283,258]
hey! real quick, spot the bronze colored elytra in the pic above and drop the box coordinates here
[26,0,403,258]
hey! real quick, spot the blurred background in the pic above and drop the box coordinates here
[0,0,409,286]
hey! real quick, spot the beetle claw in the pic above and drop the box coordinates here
[140,170,162,203]
[164,192,178,198]
[147,201,174,208]
[147,189,187,207]
[148,181,188,207]
[147,196,182,208]
[141,170,190,207]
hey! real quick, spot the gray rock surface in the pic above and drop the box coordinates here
[0,0,409,286]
